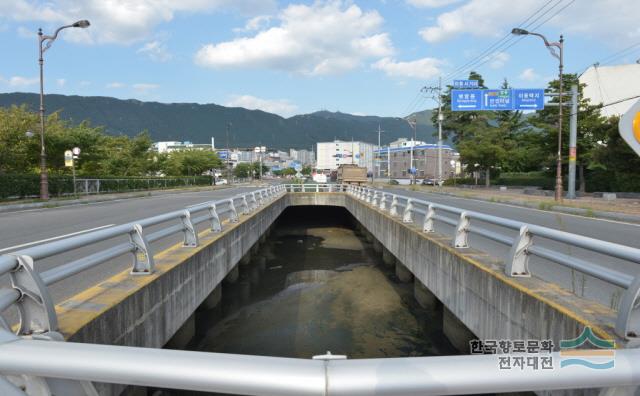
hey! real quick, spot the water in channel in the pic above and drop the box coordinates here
[152,206,458,396]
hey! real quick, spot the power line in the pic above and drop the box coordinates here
[444,0,575,84]
[441,0,562,83]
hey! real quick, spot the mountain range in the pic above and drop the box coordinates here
[0,92,440,149]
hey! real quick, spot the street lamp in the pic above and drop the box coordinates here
[37,20,90,200]
[512,27,564,201]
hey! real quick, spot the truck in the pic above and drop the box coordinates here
[337,164,368,185]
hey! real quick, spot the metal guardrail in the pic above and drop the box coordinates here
[345,185,640,341]
[0,185,286,336]
[0,328,638,396]
[0,183,639,396]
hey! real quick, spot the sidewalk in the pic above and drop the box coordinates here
[0,183,248,214]
[375,184,640,224]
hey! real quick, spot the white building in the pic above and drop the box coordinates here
[316,140,375,172]
[388,138,429,149]
[289,149,316,165]
[153,141,213,153]
[580,63,640,117]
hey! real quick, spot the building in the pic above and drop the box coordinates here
[153,141,213,153]
[375,142,459,180]
[580,63,640,117]
[289,149,316,166]
[388,138,428,149]
[316,140,375,172]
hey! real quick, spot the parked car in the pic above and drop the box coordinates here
[216,178,228,185]
[421,178,436,186]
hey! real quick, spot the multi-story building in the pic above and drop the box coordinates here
[316,140,375,173]
[375,142,459,180]
[289,149,316,166]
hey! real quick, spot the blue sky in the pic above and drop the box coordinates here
[1,0,639,118]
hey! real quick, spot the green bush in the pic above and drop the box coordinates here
[0,174,213,199]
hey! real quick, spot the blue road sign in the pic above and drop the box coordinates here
[218,150,228,159]
[482,89,513,110]
[513,88,545,110]
[453,79,479,89]
[451,89,482,111]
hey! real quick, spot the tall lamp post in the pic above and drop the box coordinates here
[512,28,564,201]
[37,20,90,200]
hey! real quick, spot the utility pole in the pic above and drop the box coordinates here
[568,84,578,199]
[408,118,417,185]
[226,122,231,184]
[376,124,384,179]
[422,79,444,183]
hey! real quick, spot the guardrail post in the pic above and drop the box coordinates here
[208,204,222,232]
[505,225,532,277]
[316,184,320,193]
[181,210,199,247]
[379,193,387,210]
[453,212,470,248]
[390,195,399,216]
[616,275,640,340]
[8,255,58,335]
[372,191,379,206]
[423,204,435,233]
[129,224,155,275]
[367,189,373,203]
[255,191,264,206]
[228,199,239,222]
[240,196,249,213]
[403,199,414,223]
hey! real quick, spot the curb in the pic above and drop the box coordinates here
[0,185,239,214]
[429,189,640,225]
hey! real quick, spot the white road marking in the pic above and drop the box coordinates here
[0,224,115,253]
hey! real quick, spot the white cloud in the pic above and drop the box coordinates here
[137,40,172,62]
[226,94,298,117]
[16,26,33,38]
[133,83,159,93]
[372,57,444,80]
[406,0,461,8]
[234,15,272,32]
[4,76,39,87]
[488,51,509,69]
[79,81,91,87]
[106,82,125,89]
[518,68,540,82]
[195,1,394,75]
[56,78,66,87]
[0,0,277,45]
[419,0,640,45]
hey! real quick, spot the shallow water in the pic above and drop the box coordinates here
[152,207,458,395]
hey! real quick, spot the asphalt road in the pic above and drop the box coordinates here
[384,187,640,308]
[0,186,261,304]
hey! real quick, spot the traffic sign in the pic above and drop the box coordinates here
[452,88,545,111]
[619,99,640,157]
[483,89,513,110]
[453,79,479,89]
[451,89,482,111]
[513,89,545,110]
[64,150,73,167]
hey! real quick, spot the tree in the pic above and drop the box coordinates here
[250,162,268,179]
[301,165,312,175]
[233,163,252,178]
[457,123,512,186]
[163,150,222,176]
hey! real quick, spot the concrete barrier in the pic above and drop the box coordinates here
[55,194,286,395]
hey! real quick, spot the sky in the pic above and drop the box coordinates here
[1,0,639,118]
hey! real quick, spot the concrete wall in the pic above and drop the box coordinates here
[56,195,287,395]
[286,193,621,347]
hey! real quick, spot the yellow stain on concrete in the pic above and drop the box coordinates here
[355,195,620,344]
[56,198,281,340]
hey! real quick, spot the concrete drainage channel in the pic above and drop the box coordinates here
[0,185,639,396]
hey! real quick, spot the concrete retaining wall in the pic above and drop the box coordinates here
[56,195,287,395]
